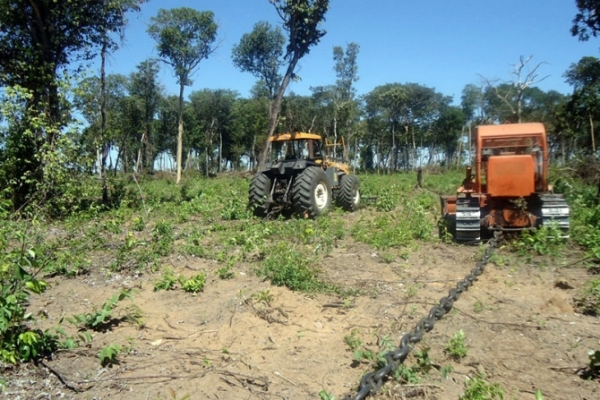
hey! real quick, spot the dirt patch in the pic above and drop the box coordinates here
[3,221,600,399]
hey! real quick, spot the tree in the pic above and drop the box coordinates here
[257,0,330,168]
[128,59,163,173]
[188,89,239,174]
[148,8,218,183]
[332,43,360,162]
[0,0,146,208]
[564,56,600,154]
[572,0,600,41]
[232,21,285,100]
[232,21,285,169]
[479,56,548,123]
[432,106,466,167]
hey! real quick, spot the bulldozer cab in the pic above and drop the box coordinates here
[475,123,548,196]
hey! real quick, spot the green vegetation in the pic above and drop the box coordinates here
[586,349,600,379]
[445,330,469,360]
[66,289,135,331]
[99,343,122,367]
[574,278,600,316]
[459,373,505,400]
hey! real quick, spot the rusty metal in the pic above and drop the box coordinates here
[343,231,503,400]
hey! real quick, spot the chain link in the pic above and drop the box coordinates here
[343,231,503,400]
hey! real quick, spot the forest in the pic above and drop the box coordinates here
[0,0,599,211]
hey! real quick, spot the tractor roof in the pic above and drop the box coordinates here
[269,132,323,142]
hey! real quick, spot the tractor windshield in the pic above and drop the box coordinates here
[270,139,322,162]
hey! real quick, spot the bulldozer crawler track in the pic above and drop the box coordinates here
[456,197,481,242]
[540,194,570,236]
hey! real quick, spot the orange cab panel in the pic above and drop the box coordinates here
[487,155,535,197]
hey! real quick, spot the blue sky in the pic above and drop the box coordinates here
[104,0,600,104]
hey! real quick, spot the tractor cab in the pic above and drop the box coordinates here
[269,132,324,163]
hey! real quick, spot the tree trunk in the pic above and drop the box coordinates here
[251,134,256,171]
[589,111,596,154]
[258,57,302,169]
[135,133,146,174]
[176,82,185,184]
[100,36,109,204]
[218,131,223,173]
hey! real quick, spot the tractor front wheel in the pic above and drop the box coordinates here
[337,174,361,211]
[248,172,272,217]
[292,167,332,218]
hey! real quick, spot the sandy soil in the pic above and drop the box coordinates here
[3,213,599,400]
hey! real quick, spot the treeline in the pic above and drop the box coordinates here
[1,0,600,213]
[73,59,599,173]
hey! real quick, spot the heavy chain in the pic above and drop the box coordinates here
[344,231,503,400]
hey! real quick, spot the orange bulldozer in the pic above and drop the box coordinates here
[440,123,569,242]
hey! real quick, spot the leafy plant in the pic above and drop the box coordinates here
[123,304,146,329]
[459,373,505,400]
[0,204,60,363]
[251,290,274,306]
[515,222,565,257]
[131,216,146,232]
[180,273,206,293]
[583,349,600,379]
[99,343,122,367]
[258,242,330,292]
[216,265,234,279]
[574,278,600,316]
[154,267,178,291]
[344,329,363,351]
[376,187,395,212]
[319,389,336,400]
[445,330,469,360]
[67,289,134,331]
[152,219,174,256]
[473,300,484,313]
[394,363,421,384]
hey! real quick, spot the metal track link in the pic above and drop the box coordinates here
[540,194,570,237]
[456,196,481,242]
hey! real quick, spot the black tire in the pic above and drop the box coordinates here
[291,167,332,218]
[337,174,361,211]
[248,172,272,217]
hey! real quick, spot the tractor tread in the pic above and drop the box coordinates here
[291,167,331,218]
[337,174,361,211]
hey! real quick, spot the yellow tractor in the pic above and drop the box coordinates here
[249,132,360,218]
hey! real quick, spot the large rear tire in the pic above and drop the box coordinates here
[248,172,272,217]
[292,167,332,218]
[337,174,361,211]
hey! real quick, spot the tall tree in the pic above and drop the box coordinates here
[0,0,146,207]
[479,55,548,123]
[572,0,600,41]
[148,8,218,183]
[129,59,163,173]
[257,0,330,168]
[232,21,285,100]
[564,56,600,154]
[232,21,285,169]
[332,42,360,161]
